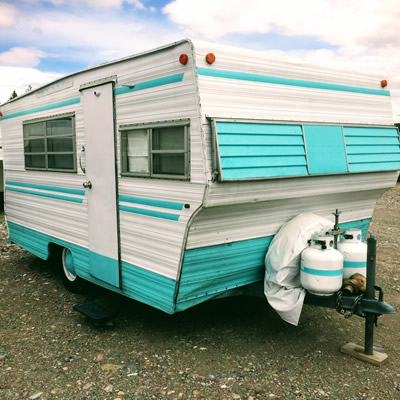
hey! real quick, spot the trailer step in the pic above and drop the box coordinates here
[73,298,119,325]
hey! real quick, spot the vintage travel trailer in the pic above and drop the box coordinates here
[1,39,399,315]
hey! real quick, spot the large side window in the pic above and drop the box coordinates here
[23,114,76,172]
[121,121,189,180]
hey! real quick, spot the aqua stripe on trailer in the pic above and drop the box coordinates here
[119,195,184,210]
[6,186,84,203]
[1,74,185,120]
[119,204,180,221]
[198,67,390,96]
[114,73,184,95]
[5,180,85,196]
[0,98,81,120]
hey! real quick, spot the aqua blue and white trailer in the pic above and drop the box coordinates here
[0,39,399,313]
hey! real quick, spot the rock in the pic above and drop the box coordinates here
[95,354,104,362]
[83,383,93,390]
[101,363,123,371]
[373,343,384,351]
[29,393,43,400]
[160,361,169,367]
[104,384,113,393]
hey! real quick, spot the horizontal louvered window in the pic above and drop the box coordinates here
[213,121,400,181]
[344,127,400,172]
[215,122,308,180]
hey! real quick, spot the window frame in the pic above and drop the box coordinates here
[22,112,77,173]
[120,119,190,180]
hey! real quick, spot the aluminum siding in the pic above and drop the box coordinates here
[193,41,393,126]
[1,40,207,286]
[186,171,399,249]
[114,41,206,280]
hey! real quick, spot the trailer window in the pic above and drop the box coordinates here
[23,114,76,172]
[121,123,189,180]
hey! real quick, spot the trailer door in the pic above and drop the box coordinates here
[81,81,120,288]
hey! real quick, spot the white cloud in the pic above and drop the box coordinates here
[0,47,46,67]
[163,0,400,122]
[1,10,181,64]
[0,3,17,28]
[163,0,400,47]
[0,5,181,103]
[0,66,61,104]
[1,0,399,121]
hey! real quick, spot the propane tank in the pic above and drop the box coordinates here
[337,228,367,279]
[300,235,343,296]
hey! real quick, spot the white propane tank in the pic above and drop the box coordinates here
[300,235,343,296]
[337,228,367,279]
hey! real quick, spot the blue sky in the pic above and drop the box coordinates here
[1,0,399,120]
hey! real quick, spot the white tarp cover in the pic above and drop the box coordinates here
[264,213,333,326]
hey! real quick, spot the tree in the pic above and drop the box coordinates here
[8,90,18,101]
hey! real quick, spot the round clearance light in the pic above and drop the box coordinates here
[179,54,189,65]
[381,79,388,88]
[0,111,3,117]
[205,53,216,64]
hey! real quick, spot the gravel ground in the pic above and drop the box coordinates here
[0,185,399,400]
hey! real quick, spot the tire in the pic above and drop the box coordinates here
[60,247,86,293]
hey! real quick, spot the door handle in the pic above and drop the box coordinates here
[79,146,86,173]
[83,181,92,189]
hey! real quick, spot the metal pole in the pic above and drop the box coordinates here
[364,234,376,355]
[332,209,341,249]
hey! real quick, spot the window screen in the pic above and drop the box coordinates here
[23,114,76,172]
[121,123,189,180]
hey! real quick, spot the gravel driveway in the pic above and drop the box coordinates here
[1,185,399,400]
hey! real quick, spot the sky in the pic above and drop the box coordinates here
[0,0,400,122]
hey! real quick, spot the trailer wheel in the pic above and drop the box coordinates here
[60,247,86,293]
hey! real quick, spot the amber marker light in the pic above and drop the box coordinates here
[179,54,188,65]
[205,53,216,64]
[381,80,388,88]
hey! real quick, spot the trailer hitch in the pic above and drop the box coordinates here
[334,287,394,317]
[304,288,394,317]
